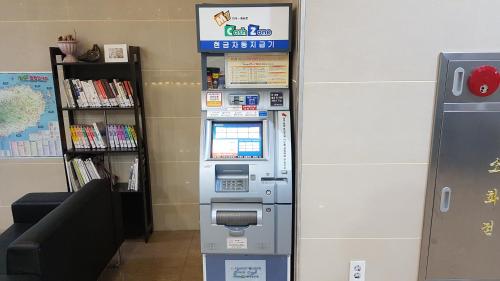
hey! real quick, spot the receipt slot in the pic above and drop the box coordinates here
[196,4,293,280]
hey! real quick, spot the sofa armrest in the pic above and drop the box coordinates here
[0,275,40,281]
[6,241,41,277]
[7,180,119,281]
[11,193,72,224]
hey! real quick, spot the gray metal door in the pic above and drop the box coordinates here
[427,111,500,280]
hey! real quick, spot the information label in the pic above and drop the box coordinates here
[207,110,268,118]
[206,92,222,107]
[227,237,248,249]
[271,92,284,107]
[225,260,266,281]
[277,111,291,173]
[197,5,291,52]
[225,53,289,88]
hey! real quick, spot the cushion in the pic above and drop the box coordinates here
[11,193,72,224]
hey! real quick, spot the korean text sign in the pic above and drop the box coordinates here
[196,4,291,52]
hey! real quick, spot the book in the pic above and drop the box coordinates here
[127,164,134,190]
[87,80,104,107]
[128,158,139,191]
[113,79,131,107]
[99,80,118,107]
[71,159,84,186]
[90,80,110,107]
[123,80,135,106]
[84,126,96,148]
[64,154,74,192]
[78,126,90,149]
[67,79,83,107]
[68,164,80,191]
[72,79,90,107]
[84,158,101,179]
[79,81,94,107]
[92,122,107,148]
[107,81,121,107]
[78,159,90,183]
[128,125,138,147]
[112,125,120,148]
[63,79,76,108]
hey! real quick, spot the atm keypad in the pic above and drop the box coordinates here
[222,180,245,191]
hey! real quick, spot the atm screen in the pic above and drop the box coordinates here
[211,122,263,159]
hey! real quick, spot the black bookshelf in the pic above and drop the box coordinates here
[49,46,153,242]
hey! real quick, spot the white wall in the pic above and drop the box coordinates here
[296,0,500,280]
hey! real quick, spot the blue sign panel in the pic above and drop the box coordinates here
[197,5,291,53]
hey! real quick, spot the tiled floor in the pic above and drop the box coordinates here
[101,230,203,281]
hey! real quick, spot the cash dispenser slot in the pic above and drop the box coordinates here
[216,211,258,226]
[215,164,249,192]
[211,203,263,237]
[201,202,274,253]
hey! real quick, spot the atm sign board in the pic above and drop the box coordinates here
[196,4,291,53]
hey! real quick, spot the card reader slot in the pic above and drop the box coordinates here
[260,177,275,182]
[275,177,288,182]
[261,177,288,182]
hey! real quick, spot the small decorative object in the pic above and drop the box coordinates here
[104,44,128,63]
[57,32,78,63]
[78,44,102,62]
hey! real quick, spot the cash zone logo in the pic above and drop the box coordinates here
[225,24,272,37]
[213,10,272,37]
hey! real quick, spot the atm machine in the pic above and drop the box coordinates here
[196,4,293,281]
[419,53,500,281]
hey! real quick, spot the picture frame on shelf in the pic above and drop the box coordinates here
[104,44,128,63]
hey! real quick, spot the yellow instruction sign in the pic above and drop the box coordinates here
[206,92,222,107]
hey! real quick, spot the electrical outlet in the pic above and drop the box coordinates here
[349,260,365,281]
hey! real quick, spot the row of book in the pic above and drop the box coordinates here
[64,155,103,192]
[127,158,139,191]
[63,78,135,108]
[70,123,138,150]
[64,155,140,192]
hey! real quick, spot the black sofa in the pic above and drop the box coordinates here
[0,179,123,281]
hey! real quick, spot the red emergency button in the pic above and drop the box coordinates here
[468,65,500,97]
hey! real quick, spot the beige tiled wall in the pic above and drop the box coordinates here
[0,159,67,231]
[297,0,500,280]
[0,0,294,232]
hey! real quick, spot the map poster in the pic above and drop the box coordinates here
[0,72,62,158]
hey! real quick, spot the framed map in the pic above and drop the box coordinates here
[0,72,62,157]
